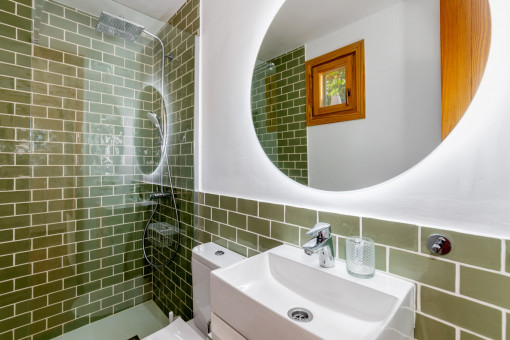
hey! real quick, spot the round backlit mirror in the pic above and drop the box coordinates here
[136,85,164,175]
[251,0,490,191]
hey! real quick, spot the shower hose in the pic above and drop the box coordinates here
[142,154,181,268]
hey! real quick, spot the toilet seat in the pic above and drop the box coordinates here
[142,318,207,340]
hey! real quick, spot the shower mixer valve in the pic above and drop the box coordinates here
[149,192,171,200]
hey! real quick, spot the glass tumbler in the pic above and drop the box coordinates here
[345,236,375,279]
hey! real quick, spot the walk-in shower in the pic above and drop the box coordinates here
[95,11,181,268]
[0,0,197,337]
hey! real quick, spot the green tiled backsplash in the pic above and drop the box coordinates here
[196,192,510,340]
[251,46,308,186]
[0,0,195,338]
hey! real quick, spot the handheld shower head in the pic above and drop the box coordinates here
[146,111,164,142]
[146,111,161,127]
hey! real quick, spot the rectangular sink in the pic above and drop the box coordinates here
[211,245,415,340]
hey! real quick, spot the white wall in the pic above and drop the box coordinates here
[306,0,441,190]
[199,0,510,238]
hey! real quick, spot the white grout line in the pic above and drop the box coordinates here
[455,263,460,294]
[502,239,506,273]
[504,312,507,340]
[416,284,421,312]
[359,216,363,237]
[418,226,421,253]
[386,246,390,273]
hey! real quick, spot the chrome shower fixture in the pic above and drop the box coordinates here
[146,111,164,141]
[96,11,145,42]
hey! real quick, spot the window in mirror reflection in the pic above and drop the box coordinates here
[306,40,365,126]
[321,66,346,107]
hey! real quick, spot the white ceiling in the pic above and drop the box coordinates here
[52,0,185,34]
[113,0,186,22]
[258,0,405,61]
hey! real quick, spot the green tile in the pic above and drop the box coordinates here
[211,208,227,224]
[421,227,500,270]
[0,89,30,104]
[507,314,510,340]
[0,305,14,321]
[33,304,62,322]
[375,245,386,271]
[421,286,502,339]
[0,313,30,335]
[33,45,63,62]
[247,248,260,257]
[460,331,485,340]
[271,221,299,245]
[0,264,31,280]
[204,193,219,207]
[50,14,77,32]
[389,249,455,290]
[226,242,246,257]
[0,63,30,79]
[33,281,62,298]
[363,218,418,251]
[505,240,510,273]
[247,216,270,237]
[460,266,510,309]
[318,211,360,237]
[228,211,246,229]
[219,224,236,242]
[237,229,257,249]
[285,206,316,227]
[259,236,283,253]
[414,313,455,340]
[0,11,31,31]
[0,0,15,14]
[1,215,30,228]
[212,236,228,249]
[33,235,62,249]
[204,219,219,235]
[259,202,284,222]
[237,198,257,216]
[219,195,236,211]
[33,257,62,273]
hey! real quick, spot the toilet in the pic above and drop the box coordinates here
[144,242,245,340]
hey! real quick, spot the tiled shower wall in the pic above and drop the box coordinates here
[0,0,176,338]
[151,0,199,321]
[196,192,510,340]
[251,46,307,185]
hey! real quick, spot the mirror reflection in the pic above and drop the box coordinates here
[136,85,164,174]
[252,0,443,190]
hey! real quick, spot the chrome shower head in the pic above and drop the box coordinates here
[146,111,161,127]
[147,111,164,142]
[96,11,145,42]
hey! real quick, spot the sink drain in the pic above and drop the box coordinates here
[287,308,313,322]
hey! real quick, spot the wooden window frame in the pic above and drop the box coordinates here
[305,40,365,126]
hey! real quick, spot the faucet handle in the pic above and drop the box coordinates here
[306,222,331,238]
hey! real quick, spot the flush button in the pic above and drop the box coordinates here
[215,250,225,256]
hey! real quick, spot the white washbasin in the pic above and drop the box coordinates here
[211,245,415,340]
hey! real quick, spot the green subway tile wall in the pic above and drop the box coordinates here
[196,192,510,340]
[251,46,308,185]
[151,0,198,322]
[0,0,197,338]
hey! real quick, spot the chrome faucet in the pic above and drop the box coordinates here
[302,222,335,268]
